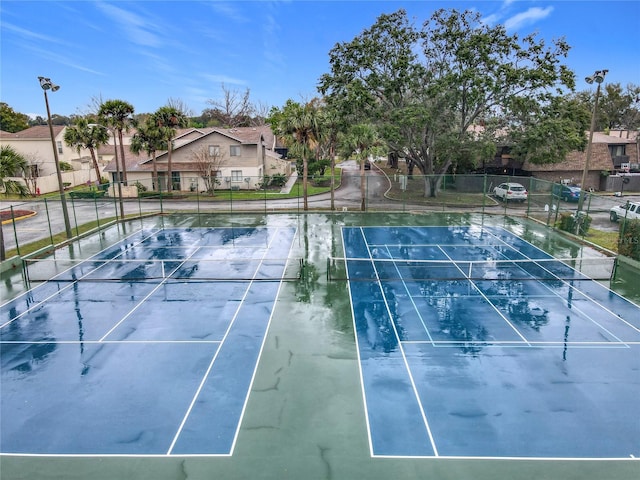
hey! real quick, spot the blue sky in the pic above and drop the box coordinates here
[1,0,639,119]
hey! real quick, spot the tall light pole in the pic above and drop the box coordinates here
[39,76,72,239]
[577,69,608,215]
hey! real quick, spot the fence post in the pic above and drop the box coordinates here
[9,206,21,257]
[482,174,487,217]
[196,181,201,227]
[43,198,54,246]
[94,195,101,230]
[70,196,79,237]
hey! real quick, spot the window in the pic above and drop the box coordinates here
[56,141,63,154]
[230,145,241,156]
[609,145,626,157]
[171,171,181,190]
[209,145,220,157]
[231,170,242,182]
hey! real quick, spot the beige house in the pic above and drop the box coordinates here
[0,126,99,193]
[103,126,291,192]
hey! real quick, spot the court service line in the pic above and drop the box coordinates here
[361,228,440,457]
[437,246,531,345]
[98,245,204,342]
[382,245,435,345]
[0,228,161,329]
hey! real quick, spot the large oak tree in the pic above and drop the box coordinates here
[319,9,579,196]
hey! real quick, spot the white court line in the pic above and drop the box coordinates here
[361,228,440,457]
[381,245,435,345]
[166,227,294,455]
[486,228,637,342]
[437,246,532,345]
[227,227,298,456]
[98,245,204,342]
[0,228,160,328]
[342,229,376,457]
[0,340,221,345]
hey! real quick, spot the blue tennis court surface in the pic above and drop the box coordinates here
[1,226,296,455]
[343,226,640,459]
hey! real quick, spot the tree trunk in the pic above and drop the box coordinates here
[152,152,158,191]
[118,130,128,185]
[303,155,308,210]
[167,142,173,192]
[329,144,335,211]
[89,148,101,183]
[360,157,366,211]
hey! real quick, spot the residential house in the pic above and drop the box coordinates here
[103,125,291,192]
[523,131,639,191]
[0,125,99,193]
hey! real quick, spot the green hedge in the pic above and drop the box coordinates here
[618,219,640,261]
[557,212,592,236]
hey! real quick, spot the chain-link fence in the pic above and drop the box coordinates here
[2,172,639,260]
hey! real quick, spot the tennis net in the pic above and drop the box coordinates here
[23,257,305,284]
[327,256,617,283]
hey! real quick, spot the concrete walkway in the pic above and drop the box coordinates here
[279,171,298,194]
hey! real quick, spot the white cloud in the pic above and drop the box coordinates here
[207,2,249,23]
[504,6,554,31]
[95,2,163,48]
[201,74,247,86]
[2,22,72,47]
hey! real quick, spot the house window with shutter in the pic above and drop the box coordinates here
[231,170,242,182]
[56,141,63,154]
[230,145,241,156]
[209,145,220,156]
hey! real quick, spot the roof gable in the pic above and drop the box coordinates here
[0,125,64,139]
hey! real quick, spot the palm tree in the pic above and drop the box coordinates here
[1,145,29,261]
[130,117,167,191]
[339,123,378,211]
[97,100,135,185]
[270,100,319,211]
[316,105,342,211]
[152,106,188,192]
[1,145,29,197]
[63,118,110,183]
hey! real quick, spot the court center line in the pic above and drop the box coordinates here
[98,245,205,342]
[436,246,532,345]
[381,245,435,345]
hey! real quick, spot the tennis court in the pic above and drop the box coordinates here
[340,226,639,459]
[1,213,639,479]
[1,226,297,455]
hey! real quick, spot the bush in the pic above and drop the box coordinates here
[134,181,147,194]
[59,161,73,171]
[557,211,592,236]
[618,219,640,260]
[271,173,287,187]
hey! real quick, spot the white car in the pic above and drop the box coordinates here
[610,201,640,222]
[493,182,528,202]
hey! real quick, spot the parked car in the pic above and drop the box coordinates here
[610,201,640,222]
[493,182,528,202]
[552,184,581,202]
